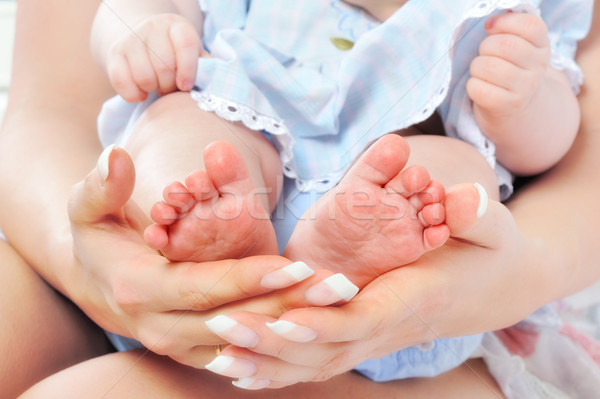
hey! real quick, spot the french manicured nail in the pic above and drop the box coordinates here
[260,261,315,289]
[205,315,259,348]
[205,355,256,378]
[266,320,317,343]
[97,144,116,182]
[232,377,271,390]
[305,274,359,305]
[473,183,488,218]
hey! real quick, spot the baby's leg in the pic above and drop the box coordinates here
[124,92,280,261]
[404,134,500,201]
[284,134,502,288]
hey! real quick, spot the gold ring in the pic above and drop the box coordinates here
[215,344,222,356]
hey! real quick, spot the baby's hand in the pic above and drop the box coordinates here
[467,12,551,124]
[106,14,203,102]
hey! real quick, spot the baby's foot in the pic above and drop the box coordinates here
[285,134,455,288]
[286,134,493,288]
[144,141,278,262]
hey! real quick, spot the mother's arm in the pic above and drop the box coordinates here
[0,0,111,293]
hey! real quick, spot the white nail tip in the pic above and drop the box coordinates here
[266,320,317,342]
[232,377,270,390]
[260,261,315,288]
[473,183,488,219]
[205,315,237,334]
[324,274,359,302]
[266,320,296,335]
[97,144,116,182]
[205,356,234,373]
[282,261,314,281]
[232,378,255,389]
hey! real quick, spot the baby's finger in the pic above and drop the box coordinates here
[147,33,177,95]
[478,33,549,70]
[485,12,549,49]
[169,21,202,91]
[126,49,159,95]
[107,54,147,102]
[469,55,534,94]
[466,77,520,112]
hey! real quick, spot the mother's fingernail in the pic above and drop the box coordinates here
[473,183,488,218]
[97,144,116,182]
[266,320,317,343]
[305,274,359,305]
[205,355,256,378]
[205,315,259,348]
[260,261,315,289]
[232,377,271,390]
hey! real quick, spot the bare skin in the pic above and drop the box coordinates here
[21,352,503,399]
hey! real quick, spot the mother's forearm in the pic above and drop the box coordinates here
[0,107,103,296]
[507,120,600,304]
[507,9,600,303]
[0,0,112,296]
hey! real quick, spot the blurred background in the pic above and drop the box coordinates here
[0,0,16,126]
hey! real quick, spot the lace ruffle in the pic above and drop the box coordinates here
[191,90,351,193]
[191,90,288,134]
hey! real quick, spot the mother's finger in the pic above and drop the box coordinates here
[266,265,442,346]
[205,345,340,385]
[201,311,365,371]
[150,258,330,312]
[125,269,338,356]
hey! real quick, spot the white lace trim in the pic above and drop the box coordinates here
[191,90,353,193]
[191,90,288,134]
[191,90,303,183]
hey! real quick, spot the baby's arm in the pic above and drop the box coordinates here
[467,12,580,176]
[91,0,204,102]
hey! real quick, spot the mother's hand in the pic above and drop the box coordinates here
[200,200,543,388]
[66,146,352,368]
